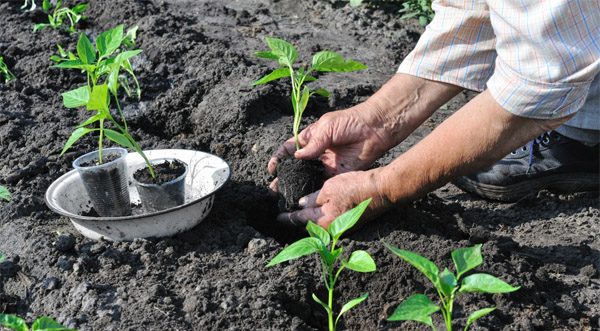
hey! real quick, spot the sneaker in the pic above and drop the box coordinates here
[453,131,600,201]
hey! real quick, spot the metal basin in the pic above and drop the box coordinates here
[45,149,230,241]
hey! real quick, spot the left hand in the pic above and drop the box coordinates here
[276,169,391,229]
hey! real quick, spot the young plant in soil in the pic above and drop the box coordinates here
[54,25,152,175]
[33,0,88,33]
[267,198,376,331]
[0,314,76,331]
[0,185,11,202]
[253,37,367,210]
[384,243,520,331]
[0,56,16,82]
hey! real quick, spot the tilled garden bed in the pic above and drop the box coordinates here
[0,0,598,330]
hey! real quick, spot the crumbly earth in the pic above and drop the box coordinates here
[277,159,325,211]
[0,0,599,330]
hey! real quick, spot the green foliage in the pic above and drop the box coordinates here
[0,314,76,331]
[268,199,375,331]
[0,56,16,82]
[385,244,519,331]
[348,0,434,27]
[0,253,5,262]
[33,0,88,34]
[253,37,367,150]
[53,25,154,177]
[0,185,11,202]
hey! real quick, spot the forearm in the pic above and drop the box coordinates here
[375,90,571,203]
[356,73,463,149]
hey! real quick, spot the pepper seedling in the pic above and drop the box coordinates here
[0,314,76,331]
[54,25,154,177]
[253,37,367,150]
[384,243,520,331]
[0,185,10,202]
[33,0,88,34]
[268,198,376,331]
[0,56,16,82]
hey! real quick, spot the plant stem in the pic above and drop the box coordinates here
[98,119,104,164]
[328,283,334,331]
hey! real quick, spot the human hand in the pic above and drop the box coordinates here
[276,169,390,228]
[268,103,395,183]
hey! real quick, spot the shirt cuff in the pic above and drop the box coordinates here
[487,58,594,119]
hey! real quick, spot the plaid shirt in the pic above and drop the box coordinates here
[398,0,600,120]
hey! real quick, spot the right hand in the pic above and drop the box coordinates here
[268,103,395,182]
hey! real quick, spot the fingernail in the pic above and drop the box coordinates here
[298,197,307,207]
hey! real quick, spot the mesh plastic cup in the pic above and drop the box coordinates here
[73,147,131,217]
[133,158,188,213]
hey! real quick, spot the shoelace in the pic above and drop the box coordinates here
[511,132,553,174]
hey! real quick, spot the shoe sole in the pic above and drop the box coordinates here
[452,173,600,202]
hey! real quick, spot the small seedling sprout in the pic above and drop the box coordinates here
[0,185,11,202]
[384,243,520,331]
[268,199,376,331]
[33,0,88,34]
[0,314,76,331]
[253,37,367,150]
[0,56,16,82]
[349,0,434,26]
[54,25,154,177]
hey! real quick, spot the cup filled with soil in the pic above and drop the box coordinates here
[133,158,188,213]
[73,147,131,217]
[276,158,325,211]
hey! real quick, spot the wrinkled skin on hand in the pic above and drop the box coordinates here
[268,104,395,228]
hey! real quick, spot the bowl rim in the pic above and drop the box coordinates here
[45,149,231,222]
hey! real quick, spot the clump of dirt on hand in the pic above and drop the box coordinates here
[134,160,186,185]
[276,158,325,211]
[79,151,121,167]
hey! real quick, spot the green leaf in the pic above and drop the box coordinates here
[336,293,368,326]
[61,127,93,155]
[0,314,29,331]
[0,186,11,202]
[267,237,321,267]
[255,51,279,60]
[349,0,363,7]
[328,198,371,240]
[53,60,95,71]
[452,244,483,279]
[439,268,457,297]
[0,253,4,262]
[312,293,331,313]
[419,16,429,27]
[384,243,440,285]
[115,50,142,63]
[62,85,90,108]
[345,250,376,273]
[78,114,102,128]
[313,88,330,97]
[31,317,74,331]
[265,37,298,67]
[122,26,139,48]
[33,23,49,32]
[387,294,440,327]
[96,25,124,57]
[87,84,109,112]
[107,65,120,95]
[320,247,343,266]
[104,129,134,149]
[460,274,520,294]
[71,3,88,14]
[311,51,367,73]
[298,86,310,116]
[42,0,51,11]
[306,221,330,246]
[465,307,496,331]
[252,67,291,86]
[76,33,96,65]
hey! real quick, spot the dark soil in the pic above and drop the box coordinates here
[78,152,121,168]
[133,159,186,185]
[1,0,599,330]
[277,158,325,211]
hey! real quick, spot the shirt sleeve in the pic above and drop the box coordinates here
[397,0,497,92]
[486,1,600,119]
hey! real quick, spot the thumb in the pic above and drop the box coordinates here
[295,131,329,159]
